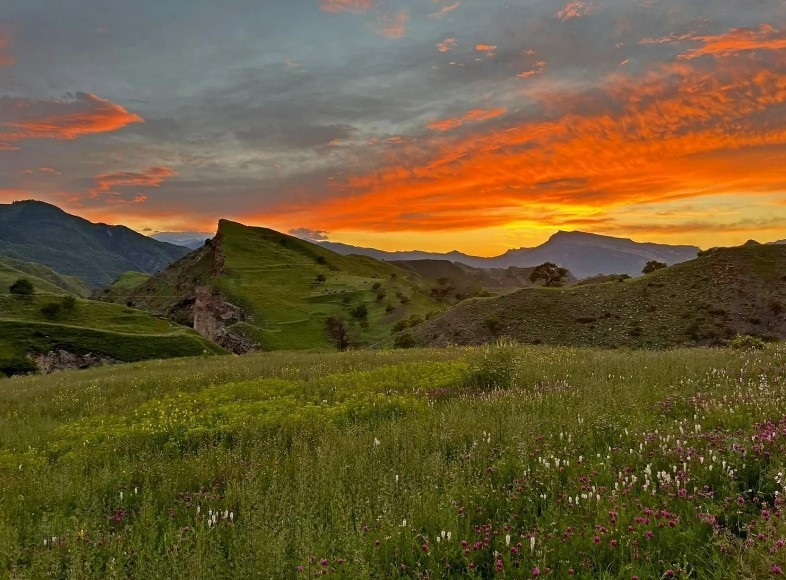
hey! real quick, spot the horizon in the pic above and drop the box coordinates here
[6,198,785,256]
[1,1,786,254]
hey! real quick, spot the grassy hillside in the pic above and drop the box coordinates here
[413,244,786,348]
[0,293,226,376]
[0,257,90,297]
[0,200,189,287]
[118,220,443,352]
[101,271,152,302]
[391,259,543,300]
[0,343,785,577]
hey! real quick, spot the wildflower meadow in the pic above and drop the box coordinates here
[1,342,786,578]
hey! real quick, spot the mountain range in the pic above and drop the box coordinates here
[319,232,700,278]
[152,228,701,278]
[0,200,189,287]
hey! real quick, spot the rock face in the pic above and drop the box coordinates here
[193,285,256,354]
[33,350,121,374]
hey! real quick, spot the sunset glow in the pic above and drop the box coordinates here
[1,0,785,251]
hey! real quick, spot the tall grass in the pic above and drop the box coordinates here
[1,344,785,577]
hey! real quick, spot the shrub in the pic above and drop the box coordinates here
[727,334,767,350]
[465,338,520,391]
[351,304,368,320]
[485,317,503,335]
[642,261,667,274]
[315,274,327,283]
[371,282,382,291]
[61,295,77,312]
[40,302,62,319]
[9,278,34,296]
[0,356,37,377]
[393,332,416,349]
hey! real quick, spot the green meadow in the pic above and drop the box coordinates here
[2,343,785,578]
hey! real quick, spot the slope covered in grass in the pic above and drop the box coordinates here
[413,244,786,348]
[1,343,785,577]
[0,200,188,287]
[120,220,443,352]
[0,293,226,376]
[0,257,90,297]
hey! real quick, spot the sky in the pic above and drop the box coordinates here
[1,0,786,255]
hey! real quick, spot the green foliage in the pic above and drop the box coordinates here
[40,301,62,319]
[350,304,368,320]
[392,332,416,349]
[9,277,34,296]
[325,316,349,351]
[529,262,569,287]
[727,333,767,350]
[61,295,77,312]
[464,338,520,391]
[484,316,502,335]
[0,345,785,577]
[642,260,668,274]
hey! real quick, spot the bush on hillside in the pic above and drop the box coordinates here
[465,338,520,391]
[61,295,77,312]
[642,261,667,274]
[40,302,62,319]
[727,334,767,351]
[9,278,35,296]
[0,356,38,377]
[393,332,416,349]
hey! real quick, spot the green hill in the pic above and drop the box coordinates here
[412,244,786,348]
[101,271,152,302]
[0,292,226,376]
[0,200,189,287]
[0,257,90,297]
[113,220,443,352]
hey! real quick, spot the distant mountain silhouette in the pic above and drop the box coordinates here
[151,232,214,250]
[320,231,700,278]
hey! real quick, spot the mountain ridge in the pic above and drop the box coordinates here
[318,230,699,278]
[0,200,189,287]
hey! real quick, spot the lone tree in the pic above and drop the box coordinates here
[9,278,34,296]
[485,317,503,336]
[326,316,350,351]
[642,261,667,275]
[529,263,569,287]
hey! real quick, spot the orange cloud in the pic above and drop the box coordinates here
[373,11,408,39]
[0,30,13,68]
[437,37,458,53]
[432,2,460,17]
[274,38,786,234]
[475,44,497,56]
[518,60,546,79]
[679,24,786,59]
[92,166,177,196]
[557,1,595,21]
[319,0,373,13]
[0,93,143,143]
[428,108,507,132]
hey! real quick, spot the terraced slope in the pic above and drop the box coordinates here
[0,293,226,376]
[0,257,90,297]
[412,244,786,348]
[114,220,442,352]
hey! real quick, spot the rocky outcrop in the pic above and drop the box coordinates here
[193,285,256,354]
[32,350,122,374]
